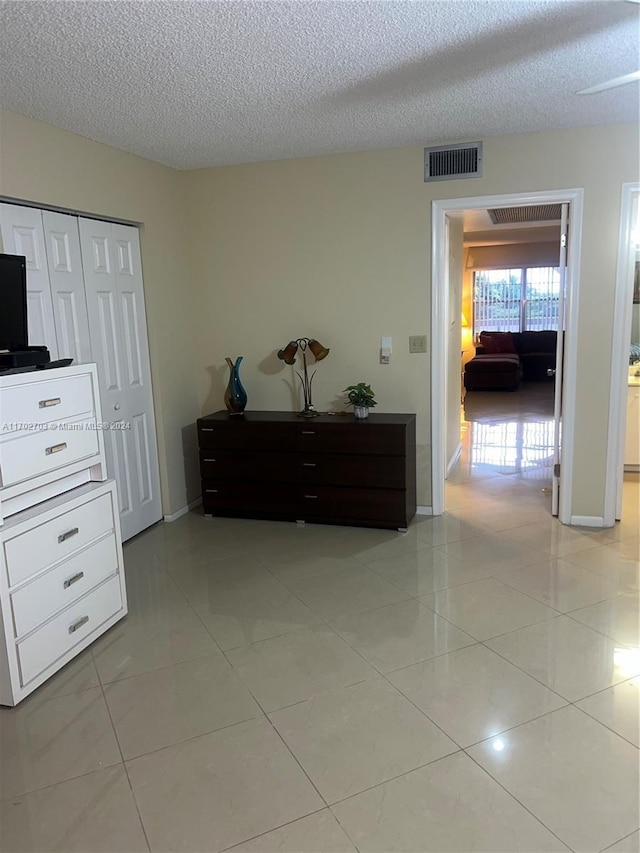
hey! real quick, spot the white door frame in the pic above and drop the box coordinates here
[431,188,584,523]
[603,182,640,526]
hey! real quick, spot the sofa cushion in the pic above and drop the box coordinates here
[465,354,521,374]
[519,330,557,354]
[479,331,517,354]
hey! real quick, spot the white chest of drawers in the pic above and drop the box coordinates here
[0,364,127,706]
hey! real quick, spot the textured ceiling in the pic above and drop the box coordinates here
[0,0,638,170]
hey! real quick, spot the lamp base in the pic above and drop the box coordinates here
[297,407,320,418]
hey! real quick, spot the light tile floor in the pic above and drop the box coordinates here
[1,385,638,852]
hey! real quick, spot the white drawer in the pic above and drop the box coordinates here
[17,575,123,687]
[0,419,99,489]
[0,373,94,437]
[4,491,114,587]
[11,535,119,638]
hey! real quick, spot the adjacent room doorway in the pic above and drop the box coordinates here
[431,189,584,524]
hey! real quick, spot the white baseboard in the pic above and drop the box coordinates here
[446,442,463,478]
[163,497,202,523]
[416,505,433,515]
[570,515,605,528]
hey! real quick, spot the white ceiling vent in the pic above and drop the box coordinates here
[488,204,562,224]
[424,142,482,182]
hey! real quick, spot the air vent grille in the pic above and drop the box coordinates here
[424,142,482,182]
[488,204,562,225]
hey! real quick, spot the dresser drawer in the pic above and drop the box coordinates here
[17,574,123,687]
[4,491,114,587]
[198,422,295,451]
[0,419,99,489]
[202,480,298,516]
[298,485,407,525]
[200,450,297,482]
[0,373,94,437]
[296,423,405,455]
[11,535,119,638]
[298,454,406,488]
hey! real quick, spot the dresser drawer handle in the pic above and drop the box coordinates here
[39,397,61,408]
[201,427,214,432]
[302,462,317,467]
[304,494,318,499]
[68,615,89,634]
[45,442,68,456]
[204,458,216,463]
[301,431,316,435]
[58,527,79,543]
[206,489,219,493]
[63,571,84,589]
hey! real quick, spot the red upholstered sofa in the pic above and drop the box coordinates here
[464,331,558,391]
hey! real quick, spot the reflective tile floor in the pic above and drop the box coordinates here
[1,386,638,852]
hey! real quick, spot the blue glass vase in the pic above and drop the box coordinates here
[224,356,247,416]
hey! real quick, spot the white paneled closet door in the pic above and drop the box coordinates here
[79,218,162,541]
[0,204,59,358]
[41,211,93,365]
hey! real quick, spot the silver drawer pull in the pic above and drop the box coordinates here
[302,462,317,467]
[304,494,318,499]
[39,397,61,408]
[301,430,316,435]
[63,571,84,589]
[206,489,219,493]
[68,615,89,634]
[58,527,79,543]
[201,427,214,432]
[45,442,67,456]
[204,458,216,463]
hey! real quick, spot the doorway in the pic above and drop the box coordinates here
[458,212,562,513]
[431,189,584,523]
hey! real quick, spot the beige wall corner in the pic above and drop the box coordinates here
[0,108,200,516]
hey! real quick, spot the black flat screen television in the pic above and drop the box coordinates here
[0,253,28,351]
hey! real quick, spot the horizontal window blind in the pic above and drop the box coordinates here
[473,267,561,337]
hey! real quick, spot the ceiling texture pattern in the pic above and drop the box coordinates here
[0,0,638,169]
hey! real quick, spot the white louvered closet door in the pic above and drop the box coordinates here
[0,204,59,358]
[79,218,162,541]
[41,211,93,365]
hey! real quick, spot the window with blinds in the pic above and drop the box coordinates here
[473,266,561,338]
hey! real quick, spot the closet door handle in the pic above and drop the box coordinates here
[58,527,79,543]
[39,397,61,409]
[45,442,67,456]
[68,615,89,634]
[63,571,84,589]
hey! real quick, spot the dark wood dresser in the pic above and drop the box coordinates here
[196,411,416,530]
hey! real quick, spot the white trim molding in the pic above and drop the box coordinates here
[431,188,584,523]
[570,515,605,528]
[416,505,433,515]
[163,497,203,523]
[604,182,640,527]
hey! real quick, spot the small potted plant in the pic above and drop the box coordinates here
[344,382,377,420]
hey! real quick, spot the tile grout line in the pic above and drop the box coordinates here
[96,675,152,853]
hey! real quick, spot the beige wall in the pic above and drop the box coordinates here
[2,108,638,518]
[0,109,199,515]
[185,123,639,515]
